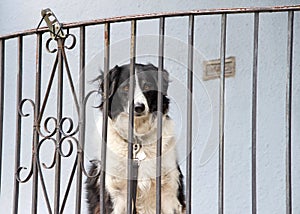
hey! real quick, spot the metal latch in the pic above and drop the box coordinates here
[40,8,66,39]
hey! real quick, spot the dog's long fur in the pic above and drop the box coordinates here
[86,63,185,214]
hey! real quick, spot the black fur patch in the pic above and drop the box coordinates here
[177,164,186,211]
[86,161,113,214]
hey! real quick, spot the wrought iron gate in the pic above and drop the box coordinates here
[0,5,299,214]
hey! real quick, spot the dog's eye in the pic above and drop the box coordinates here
[143,84,152,91]
[123,85,129,91]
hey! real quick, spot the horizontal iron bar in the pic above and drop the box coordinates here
[0,5,300,40]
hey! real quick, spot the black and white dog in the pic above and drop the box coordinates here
[86,63,185,214]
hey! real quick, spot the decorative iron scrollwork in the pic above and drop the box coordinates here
[15,8,100,212]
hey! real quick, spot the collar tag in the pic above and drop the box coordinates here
[136,150,146,161]
[133,142,146,161]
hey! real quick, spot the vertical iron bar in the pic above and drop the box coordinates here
[156,16,165,214]
[0,39,4,195]
[286,10,294,214]
[54,38,64,214]
[186,14,194,214]
[251,12,259,214]
[76,26,85,214]
[32,33,42,214]
[127,20,136,214]
[219,13,227,214]
[13,35,23,214]
[100,23,110,214]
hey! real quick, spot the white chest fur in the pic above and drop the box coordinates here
[105,115,177,180]
[103,115,183,213]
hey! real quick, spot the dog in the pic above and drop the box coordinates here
[86,63,185,214]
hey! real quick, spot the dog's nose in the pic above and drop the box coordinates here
[134,103,145,114]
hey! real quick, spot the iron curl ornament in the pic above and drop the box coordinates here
[15,8,102,213]
[16,32,99,181]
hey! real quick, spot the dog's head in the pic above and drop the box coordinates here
[99,64,169,120]
[97,63,170,120]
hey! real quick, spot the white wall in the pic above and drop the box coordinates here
[1,1,300,213]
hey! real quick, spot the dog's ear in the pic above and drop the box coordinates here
[94,65,121,109]
[98,65,121,98]
[107,65,121,98]
[102,65,121,98]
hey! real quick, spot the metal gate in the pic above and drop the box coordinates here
[0,5,299,214]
